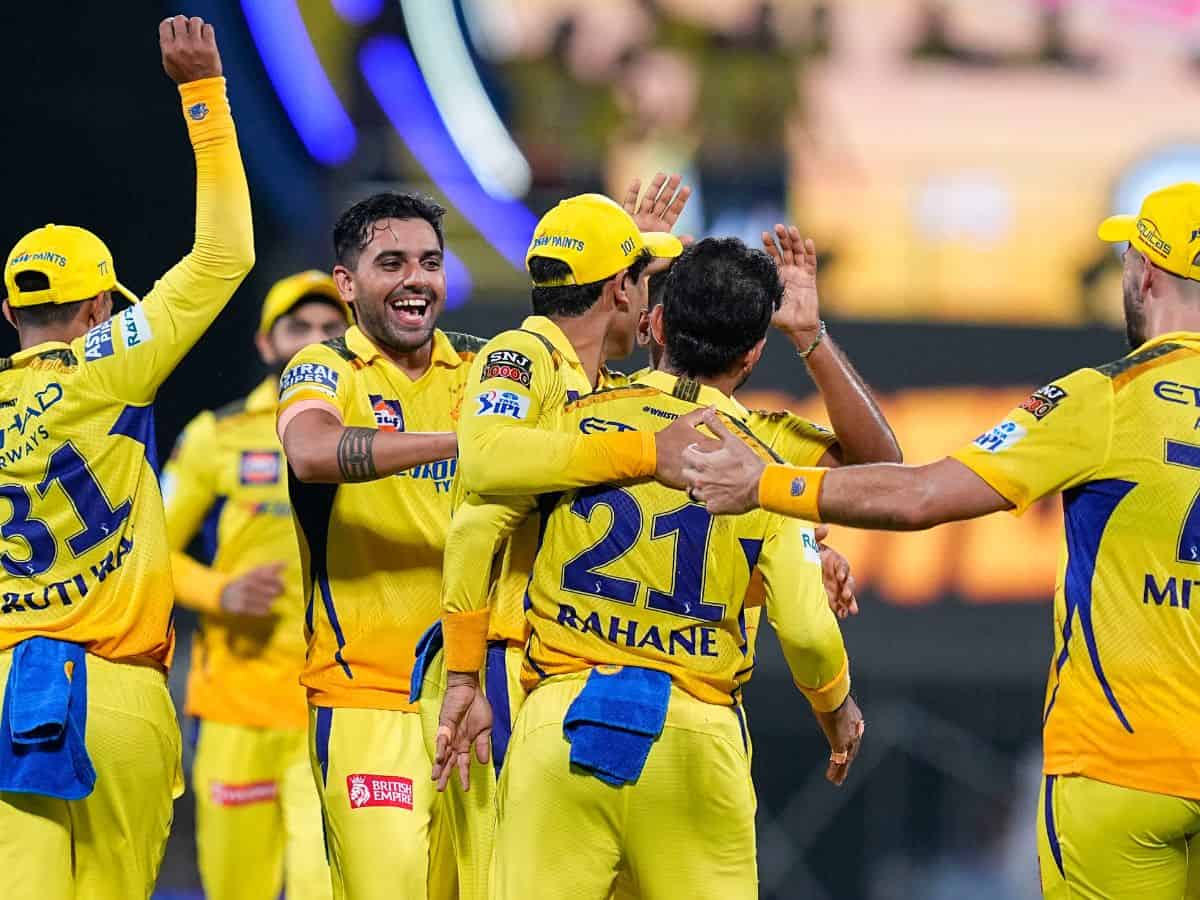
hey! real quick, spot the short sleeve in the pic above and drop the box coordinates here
[277,344,353,424]
[950,367,1115,515]
[756,411,838,467]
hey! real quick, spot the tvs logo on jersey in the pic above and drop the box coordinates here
[346,774,413,810]
[368,395,404,432]
[481,349,533,387]
[83,321,115,361]
[1019,384,1068,420]
[210,780,278,807]
[475,389,530,420]
[239,450,281,485]
[973,419,1026,453]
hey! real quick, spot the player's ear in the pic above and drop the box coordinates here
[649,304,666,347]
[86,292,112,328]
[1,300,15,331]
[255,331,276,366]
[740,337,767,376]
[610,269,633,314]
[332,265,355,304]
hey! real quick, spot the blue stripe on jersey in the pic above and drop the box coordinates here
[1057,479,1137,733]
[486,641,513,777]
[1166,440,1200,469]
[1043,775,1065,877]
[314,706,333,786]
[317,573,353,679]
[199,496,228,565]
[738,537,763,572]
[109,404,160,476]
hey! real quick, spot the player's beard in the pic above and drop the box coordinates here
[357,286,441,355]
[1122,274,1147,349]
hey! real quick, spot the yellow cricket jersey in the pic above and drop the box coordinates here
[447,369,850,710]
[0,78,253,667]
[952,332,1200,799]
[277,326,484,710]
[162,378,307,729]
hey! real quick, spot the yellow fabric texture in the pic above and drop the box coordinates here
[192,719,330,900]
[1038,774,1200,900]
[308,706,455,900]
[952,333,1200,799]
[512,371,846,707]
[0,650,182,900]
[758,465,827,522]
[493,672,758,900]
[279,327,478,710]
[0,77,252,666]
[163,378,308,729]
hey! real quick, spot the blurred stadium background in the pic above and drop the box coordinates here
[6,1,1200,897]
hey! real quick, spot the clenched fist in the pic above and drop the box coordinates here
[159,15,222,84]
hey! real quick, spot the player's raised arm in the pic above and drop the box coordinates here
[763,226,900,466]
[85,16,254,404]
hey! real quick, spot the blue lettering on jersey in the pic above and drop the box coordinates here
[118,305,153,349]
[579,417,636,434]
[475,389,530,420]
[83,321,115,361]
[1155,380,1200,407]
[0,383,63,453]
[555,603,720,659]
[972,419,1026,453]
[0,536,134,614]
[401,458,457,493]
[280,363,339,398]
[1143,573,1200,608]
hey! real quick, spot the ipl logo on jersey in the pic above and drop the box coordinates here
[475,389,530,420]
[239,450,281,485]
[368,394,404,432]
[972,419,1026,453]
[346,774,413,810]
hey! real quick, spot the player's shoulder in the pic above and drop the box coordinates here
[440,330,489,360]
[1091,340,1197,393]
[279,339,356,405]
[563,382,668,419]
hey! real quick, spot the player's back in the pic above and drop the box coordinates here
[523,375,826,706]
[0,338,170,664]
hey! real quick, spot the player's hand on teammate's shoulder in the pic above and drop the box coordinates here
[219,562,285,617]
[159,14,222,84]
[763,225,822,349]
[681,414,765,514]
[433,672,493,793]
[815,695,865,787]
[653,407,721,491]
[815,524,859,620]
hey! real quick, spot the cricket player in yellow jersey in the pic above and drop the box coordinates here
[0,17,252,899]
[163,271,350,900]
[684,183,1200,900]
[275,192,486,900]
[437,236,866,900]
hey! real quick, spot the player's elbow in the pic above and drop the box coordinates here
[281,437,333,484]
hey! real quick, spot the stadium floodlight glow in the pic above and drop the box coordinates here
[240,0,357,166]
[398,0,533,200]
[331,0,383,26]
[443,248,473,311]
[359,35,537,271]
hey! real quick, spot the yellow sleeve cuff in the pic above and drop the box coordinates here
[797,655,850,713]
[948,448,1032,516]
[170,551,229,613]
[444,610,491,673]
[589,431,656,481]
[179,76,233,144]
[758,465,826,522]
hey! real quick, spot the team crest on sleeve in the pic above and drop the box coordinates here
[475,389,530,420]
[972,419,1027,453]
[1019,384,1068,420]
[83,320,115,361]
[239,450,281,485]
[481,349,533,387]
[279,363,339,401]
[118,305,153,350]
[369,395,405,431]
[346,774,413,810]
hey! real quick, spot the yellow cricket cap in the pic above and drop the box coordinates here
[259,270,352,337]
[1098,182,1200,282]
[525,193,683,286]
[4,224,138,308]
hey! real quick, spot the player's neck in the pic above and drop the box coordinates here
[659,356,739,398]
[373,335,434,381]
[551,314,607,389]
[1146,303,1200,342]
[18,325,82,351]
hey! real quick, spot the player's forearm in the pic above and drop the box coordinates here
[772,603,851,712]
[284,414,456,484]
[458,425,655,496]
[170,551,228,613]
[797,335,901,465]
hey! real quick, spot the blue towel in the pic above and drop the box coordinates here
[0,638,95,800]
[563,666,670,786]
[409,620,444,704]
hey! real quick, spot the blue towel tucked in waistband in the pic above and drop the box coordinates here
[409,620,444,704]
[0,638,95,800]
[564,666,670,787]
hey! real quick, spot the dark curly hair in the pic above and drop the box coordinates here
[333,192,446,268]
[662,237,782,377]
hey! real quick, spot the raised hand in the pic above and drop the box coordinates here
[159,15,222,84]
[763,225,821,348]
[622,172,692,235]
[432,673,493,792]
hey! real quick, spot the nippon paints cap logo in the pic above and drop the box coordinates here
[347,773,413,810]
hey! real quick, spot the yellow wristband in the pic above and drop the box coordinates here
[758,465,826,522]
[443,609,491,673]
[179,76,233,144]
[608,431,657,479]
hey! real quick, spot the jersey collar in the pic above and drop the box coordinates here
[7,340,74,367]
[245,376,278,413]
[344,325,465,370]
[1137,331,1200,351]
[635,369,750,420]
[520,316,583,371]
